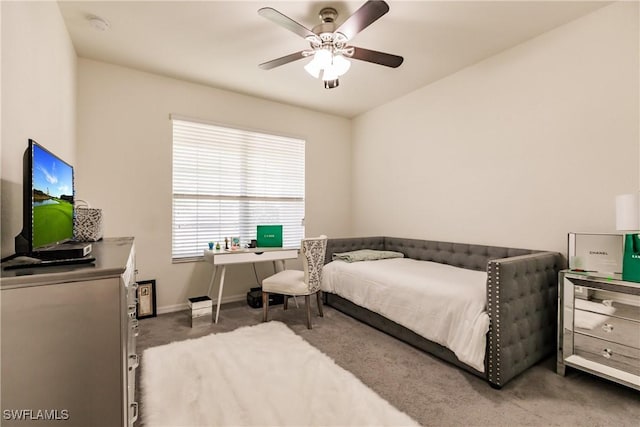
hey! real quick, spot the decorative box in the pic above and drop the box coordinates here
[568,232,624,274]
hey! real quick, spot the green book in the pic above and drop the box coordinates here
[256,225,283,248]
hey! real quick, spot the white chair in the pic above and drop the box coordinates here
[262,235,328,329]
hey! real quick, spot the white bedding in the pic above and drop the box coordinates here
[321,258,490,372]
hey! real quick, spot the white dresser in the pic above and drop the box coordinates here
[557,270,640,390]
[1,237,139,426]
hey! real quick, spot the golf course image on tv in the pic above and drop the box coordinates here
[32,143,74,249]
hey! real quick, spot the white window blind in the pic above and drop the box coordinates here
[172,118,305,260]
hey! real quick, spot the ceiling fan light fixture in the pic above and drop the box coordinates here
[314,49,332,67]
[304,60,321,78]
[322,67,338,82]
[306,50,351,81]
[332,54,351,76]
[304,49,332,78]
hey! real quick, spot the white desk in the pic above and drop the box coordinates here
[203,247,299,323]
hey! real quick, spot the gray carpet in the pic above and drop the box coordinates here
[135,300,639,426]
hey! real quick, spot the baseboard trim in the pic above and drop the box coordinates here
[157,293,247,315]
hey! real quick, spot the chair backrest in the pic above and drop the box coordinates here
[302,235,328,293]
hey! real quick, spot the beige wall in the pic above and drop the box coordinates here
[1,1,77,258]
[351,2,639,256]
[4,1,637,313]
[76,59,351,312]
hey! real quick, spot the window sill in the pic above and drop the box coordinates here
[172,256,205,264]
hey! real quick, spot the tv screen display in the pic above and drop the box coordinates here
[31,141,74,249]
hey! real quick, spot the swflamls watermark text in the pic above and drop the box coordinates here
[3,409,70,421]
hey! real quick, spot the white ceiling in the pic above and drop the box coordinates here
[58,1,609,118]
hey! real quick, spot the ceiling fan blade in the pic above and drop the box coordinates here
[259,51,307,70]
[258,7,320,42]
[349,47,404,68]
[335,0,390,41]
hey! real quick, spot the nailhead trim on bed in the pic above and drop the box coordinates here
[492,261,502,386]
[487,261,497,386]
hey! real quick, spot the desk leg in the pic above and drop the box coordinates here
[207,265,217,297]
[214,266,226,324]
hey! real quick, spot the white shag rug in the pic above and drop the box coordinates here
[142,321,418,427]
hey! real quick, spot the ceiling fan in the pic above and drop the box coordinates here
[258,0,404,89]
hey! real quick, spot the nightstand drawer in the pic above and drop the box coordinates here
[575,308,640,349]
[574,333,640,376]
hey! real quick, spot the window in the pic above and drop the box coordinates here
[171,117,305,260]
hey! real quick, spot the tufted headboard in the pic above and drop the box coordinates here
[325,236,535,271]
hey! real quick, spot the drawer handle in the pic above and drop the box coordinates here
[128,354,139,371]
[601,348,612,359]
[130,319,139,336]
[128,304,137,319]
[130,402,139,423]
[601,323,614,333]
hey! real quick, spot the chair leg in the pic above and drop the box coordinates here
[262,291,269,322]
[305,295,311,329]
[283,295,288,310]
[316,291,324,317]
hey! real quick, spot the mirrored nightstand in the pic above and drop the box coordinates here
[557,270,640,390]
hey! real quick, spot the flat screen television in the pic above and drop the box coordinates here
[15,139,75,255]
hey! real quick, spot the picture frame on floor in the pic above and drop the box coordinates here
[137,279,157,319]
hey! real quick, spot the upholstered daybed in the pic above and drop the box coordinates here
[322,236,564,389]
